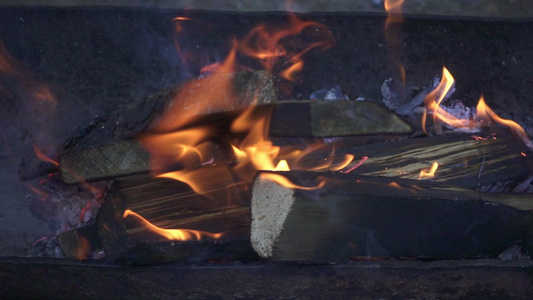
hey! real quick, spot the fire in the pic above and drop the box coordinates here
[123,209,223,241]
[137,13,349,239]
[74,235,91,261]
[258,173,326,191]
[329,154,355,171]
[476,96,533,150]
[384,0,405,32]
[150,39,237,132]
[419,162,439,179]
[424,67,533,150]
[32,144,59,166]
[423,67,473,129]
[238,13,335,81]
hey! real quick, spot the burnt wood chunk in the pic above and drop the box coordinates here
[269,100,412,137]
[250,171,533,263]
[96,175,256,264]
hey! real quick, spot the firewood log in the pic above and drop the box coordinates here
[59,100,412,184]
[96,174,257,264]
[57,223,102,260]
[301,131,533,191]
[250,171,533,263]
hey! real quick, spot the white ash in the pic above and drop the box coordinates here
[25,174,108,257]
[310,84,349,101]
[498,245,530,261]
[381,78,401,110]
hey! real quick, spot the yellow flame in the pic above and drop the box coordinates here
[423,67,533,150]
[259,173,326,190]
[123,209,223,241]
[329,154,355,171]
[424,67,476,130]
[476,96,533,149]
[280,60,304,81]
[419,162,439,179]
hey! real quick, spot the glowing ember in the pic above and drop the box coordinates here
[123,209,223,241]
[419,162,439,179]
[258,173,326,191]
[74,235,91,261]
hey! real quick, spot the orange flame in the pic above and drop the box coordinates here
[172,16,193,65]
[150,39,237,132]
[139,14,353,232]
[27,185,50,198]
[258,173,326,191]
[123,209,223,241]
[279,60,303,82]
[384,0,405,39]
[32,144,59,166]
[239,13,334,81]
[74,235,91,261]
[329,154,355,171]
[476,96,533,150]
[424,67,476,130]
[424,67,533,150]
[419,162,439,179]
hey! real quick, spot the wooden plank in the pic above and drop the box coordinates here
[250,171,533,263]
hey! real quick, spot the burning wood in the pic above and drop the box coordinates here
[94,175,255,264]
[18,8,533,266]
[59,99,411,184]
[250,171,533,262]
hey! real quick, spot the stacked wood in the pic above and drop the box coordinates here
[59,100,412,184]
[250,171,533,263]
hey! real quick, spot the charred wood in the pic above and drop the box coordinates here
[250,171,533,263]
[326,131,533,191]
[96,175,256,264]
[59,100,412,183]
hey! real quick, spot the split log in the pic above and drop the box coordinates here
[250,171,533,263]
[96,174,257,264]
[57,223,102,260]
[305,131,532,191]
[268,100,412,137]
[59,100,412,184]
